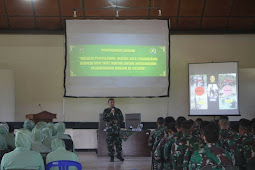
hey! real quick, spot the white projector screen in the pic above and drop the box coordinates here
[64,20,170,97]
[189,62,239,116]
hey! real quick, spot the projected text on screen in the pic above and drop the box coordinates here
[70,45,166,77]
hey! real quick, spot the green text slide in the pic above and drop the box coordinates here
[69,45,167,77]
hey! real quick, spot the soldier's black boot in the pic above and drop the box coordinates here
[110,156,114,162]
[116,154,124,161]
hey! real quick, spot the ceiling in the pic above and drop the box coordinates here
[0,0,255,33]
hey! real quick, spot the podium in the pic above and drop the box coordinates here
[26,111,57,124]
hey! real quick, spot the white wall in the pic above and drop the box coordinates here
[0,69,15,121]
[0,34,254,122]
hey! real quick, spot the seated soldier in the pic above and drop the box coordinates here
[23,119,35,132]
[148,117,166,152]
[163,122,177,170]
[46,139,79,170]
[31,129,51,153]
[218,116,232,151]
[34,122,48,131]
[232,119,254,169]
[54,122,72,140]
[42,128,54,148]
[154,117,175,170]
[0,124,8,151]
[5,124,15,150]
[0,129,44,170]
[171,120,201,170]
[189,122,235,170]
[164,116,186,169]
[48,122,57,136]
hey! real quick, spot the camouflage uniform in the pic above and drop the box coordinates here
[228,133,254,169]
[148,126,166,152]
[189,143,235,170]
[171,134,201,170]
[192,125,202,142]
[163,131,182,170]
[218,129,233,152]
[103,107,124,157]
[154,133,169,170]
[148,126,166,170]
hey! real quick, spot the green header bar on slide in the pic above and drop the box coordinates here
[69,45,167,77]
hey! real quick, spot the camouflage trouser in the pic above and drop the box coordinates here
[106,132,122,156]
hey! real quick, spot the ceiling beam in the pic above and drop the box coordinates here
[2,0,10,29]
[199,0,207,29]
[225,0,236,31]
[31,0,37,29]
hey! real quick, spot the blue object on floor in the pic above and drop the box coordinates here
[46,160,82,170]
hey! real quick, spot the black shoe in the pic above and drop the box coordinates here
[110,156,114,162]
[116,155,124,161]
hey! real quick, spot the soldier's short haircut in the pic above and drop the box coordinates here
[189,119,195,126]
[219,116,229,121]
[108,98,114,103]
[195,118,203,125]
[231,123,239,133]
[164,116,175,126]
[176,116,186,129]
[167,122,177,133]
[157,117,165,125]
[239,119,251,133]
[219,116,229,126]
[181,120,192,134]
[203,122,219,143]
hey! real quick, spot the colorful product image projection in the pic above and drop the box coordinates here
[190,75,208,110]
[218,73,238,110]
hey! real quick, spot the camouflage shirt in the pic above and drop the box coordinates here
[148,126,166,152]
[171,134,201,170]
[218,129,233,152]
[163,131,182,170]
[103,107,123,134]
[154,134,169,170]
[189,143,235,170]
[229,133,254,169]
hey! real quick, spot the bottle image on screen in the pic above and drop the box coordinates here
[190,74,208,110]
[218,73,238,110]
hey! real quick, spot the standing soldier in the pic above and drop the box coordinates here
[103,98,124,162]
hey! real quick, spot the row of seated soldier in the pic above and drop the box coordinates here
[149,116,255,170]
[0,120,79,170]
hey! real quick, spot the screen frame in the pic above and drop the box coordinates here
[188,61,241,116]
[63,19,171,98]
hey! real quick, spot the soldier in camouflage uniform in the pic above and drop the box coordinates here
[192,118,203,142]
[153,117,175,170]
[163,117,185,170]
[228,119,254,169]
[148,117,166,152]
[171,120,202,170]
[103,98,124,162]
[189,122,235,170]
[148,117,166,169]
[217,116,233,152]
[154,122,176,170]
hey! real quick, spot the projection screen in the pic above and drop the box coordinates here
[64,20,170,97]
[189,62,240,116]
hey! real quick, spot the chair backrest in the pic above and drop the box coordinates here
[200,165,239,170]
[62,139,74,152]
[125,113,141,129]
[46,160,82,170]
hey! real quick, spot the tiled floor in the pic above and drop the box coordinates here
[78,152,152,170]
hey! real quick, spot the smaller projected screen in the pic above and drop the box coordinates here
[189,62,239,116]
[70,45,166,77]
